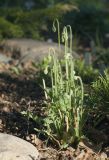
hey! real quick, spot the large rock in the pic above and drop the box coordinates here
[2,39,78,63]
[0,133,40,160]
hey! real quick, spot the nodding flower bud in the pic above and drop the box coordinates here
[44,67,48,75]
[62,27,69,42]
[64,53,72,59]
[74,76,78,80]
[73,71,75,75]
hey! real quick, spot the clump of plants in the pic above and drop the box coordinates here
[90,71,109,114]
[85,70,109,128]
[39,19,86,148]
[22,20,87,149]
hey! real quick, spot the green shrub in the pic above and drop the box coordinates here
[0,8,43,39]
[0,17,23,38]
[74,0,105,10]
[0,1,109,40]
[0,4,77,39]
[63,1,108,41]
[0,8,23,22]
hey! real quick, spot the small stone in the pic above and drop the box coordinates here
[0,133,40,160]
[100,152,107,159]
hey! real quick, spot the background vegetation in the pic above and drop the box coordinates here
[0,0,109,43]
